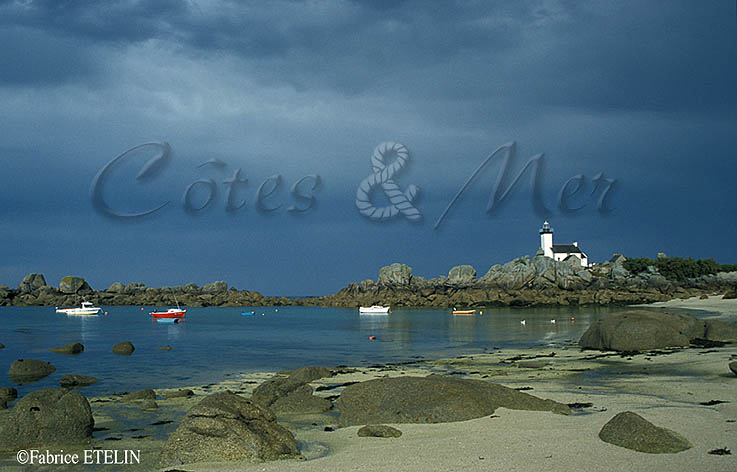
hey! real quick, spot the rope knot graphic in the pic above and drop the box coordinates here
[355,142,421,222]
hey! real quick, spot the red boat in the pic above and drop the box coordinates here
[150,308,186,319]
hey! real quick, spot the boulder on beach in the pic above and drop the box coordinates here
[9,359,56,384]
[703,320,737,342]
[0,387,17,408]
[0,388,94,450]
[58,276,92,294]
[123,389,157,401]
[60,375,99,388]
[579,311,704,351]
[0,386,18,402]
[112,341,135,355]
[599,411,692,453]
[49,342,84,354]
[163,389,194,399]
[357,424,402,438]
[729,362,737,377]
[281,366,335,384]
[252,377,332,415]
[158,391,301,467]
[337,375,570,426]
[138,399,159,411]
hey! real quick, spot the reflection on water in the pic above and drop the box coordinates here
[0,305,618,399]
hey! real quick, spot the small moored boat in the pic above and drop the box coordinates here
[359,305,391,314]
[452,309,476,315]
[56,301,102,316]
[151,293,186,320]
[241,311,255,316]
[151,308,186,319]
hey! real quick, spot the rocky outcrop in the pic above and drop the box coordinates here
[158,391,300,467]
[50,342,84,354]
[378,263,412,287]
[18,273,46,294]
[59,276,92,295]
[106,282,125,293]
[337,376,570,426]
[448,265,476,286]
[202,281,228,294]
[579,311,737,351]
[0,388,94,450]
[309,255,735,308]
[112,341,135,355]
[2,256,735,308]
[9,359,56,384]
[599,411,691,453]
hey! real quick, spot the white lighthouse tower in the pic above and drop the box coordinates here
[538,220,589,267]
[540,221,554,258]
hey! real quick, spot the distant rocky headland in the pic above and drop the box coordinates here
[2,254,736,308]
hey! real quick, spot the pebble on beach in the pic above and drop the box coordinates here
[357,424,403,438]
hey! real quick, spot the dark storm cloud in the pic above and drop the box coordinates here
[3,0,734,114]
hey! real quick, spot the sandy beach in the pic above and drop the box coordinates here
[3,296,736,471]
[155,297,737,471]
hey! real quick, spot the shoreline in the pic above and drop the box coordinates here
[633,295,737,319]
[2,297,736,471]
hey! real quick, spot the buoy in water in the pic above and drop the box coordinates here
[104,312,108,316]
[369,335,376,341]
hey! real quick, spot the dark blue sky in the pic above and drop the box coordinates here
[1,1,735,295]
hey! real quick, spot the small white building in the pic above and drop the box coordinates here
[539,221,589,267]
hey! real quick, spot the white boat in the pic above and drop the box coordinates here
[56,301,102,316]
[359,305,391,314]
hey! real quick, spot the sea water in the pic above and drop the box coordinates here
[0,305,616,398]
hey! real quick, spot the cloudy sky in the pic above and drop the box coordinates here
[1,0,735,295]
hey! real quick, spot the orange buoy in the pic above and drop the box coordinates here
[369,335,376,341]
[141,307,144,310]
[104,312,108,316]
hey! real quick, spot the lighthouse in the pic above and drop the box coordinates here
[539,221,589,267]
[540,221,554,258]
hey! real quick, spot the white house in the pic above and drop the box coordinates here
[539,221,589,267]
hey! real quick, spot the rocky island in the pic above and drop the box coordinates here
[2,254,735,308]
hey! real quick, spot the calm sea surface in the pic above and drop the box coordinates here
[0,305,619,398]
